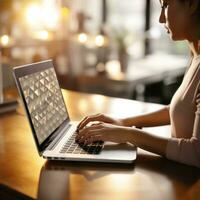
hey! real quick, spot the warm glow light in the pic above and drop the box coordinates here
[25,1,60,30]
[95,35,105,47]
[108,174,133,189]
[78,33,88,44]
[91,95,105,109]
[34,30,51,40]
[41,0,60,30]
[0,35,10,46]
[61,7,70,18]
[105,60,122,78]
[26,4,41,27]
[78,99,88,113]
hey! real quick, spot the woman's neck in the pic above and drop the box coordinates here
[188,40,200,58]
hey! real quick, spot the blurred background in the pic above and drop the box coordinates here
[0,0,190,104]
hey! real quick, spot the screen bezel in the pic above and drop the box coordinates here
[13,60,70,155]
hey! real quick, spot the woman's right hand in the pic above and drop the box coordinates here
[77,113,124,131]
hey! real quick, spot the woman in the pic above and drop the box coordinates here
[76,0,200,168]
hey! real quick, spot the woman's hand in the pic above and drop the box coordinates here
[76,122,132,144]
[77,113,124,131]
[196,93,200,111]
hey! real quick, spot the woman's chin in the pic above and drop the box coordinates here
[169,32,185,41]
[170,34,181,41]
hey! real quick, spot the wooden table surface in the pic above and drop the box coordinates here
[0,88,199,200]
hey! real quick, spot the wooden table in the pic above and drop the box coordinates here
[0,88,199,200]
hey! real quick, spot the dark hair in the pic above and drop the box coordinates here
[195,1,200,20]
[181,0,200,18]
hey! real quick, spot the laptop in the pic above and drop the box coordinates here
[13,60,137,163]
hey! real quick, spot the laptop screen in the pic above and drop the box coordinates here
[19,67,68,144]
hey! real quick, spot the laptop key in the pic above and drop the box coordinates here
[80,150,87,154]
[93,146,102,154]
[59,133,104,155]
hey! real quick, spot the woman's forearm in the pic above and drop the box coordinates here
[127,127,168,156]
[122,106,170,128]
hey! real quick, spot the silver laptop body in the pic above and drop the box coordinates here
[13,60,136,163]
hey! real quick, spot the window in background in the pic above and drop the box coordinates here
[107,0,145,59]
[106,0,189,58]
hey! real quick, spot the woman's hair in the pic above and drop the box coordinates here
[180,0,200,18]
[194,0,200,23]
[178,0,200,42]
[194,0,200,18]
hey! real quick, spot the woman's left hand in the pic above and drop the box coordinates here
[75,122,132,144]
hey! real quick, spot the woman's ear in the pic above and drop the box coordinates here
[187,0,200,15]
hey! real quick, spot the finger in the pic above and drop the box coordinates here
[77,116,89,130]
[84,135,103,145]
[77,113,104,130]
[196,93,200,101]
[77,114,100,130]
[78,129,103,143]
[76,124,103,138]
[196,93,200,98]
[78,130,101,143]
[196,97,200,104]
[91,122,104,126]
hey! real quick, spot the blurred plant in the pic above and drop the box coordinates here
[113,28,130,53]
[112,27,132,72]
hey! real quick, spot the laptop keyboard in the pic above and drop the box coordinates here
[59,132,104,155]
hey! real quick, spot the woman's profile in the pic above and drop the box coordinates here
[76,0,200,168]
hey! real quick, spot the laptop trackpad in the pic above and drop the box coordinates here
[100,142,137,162]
